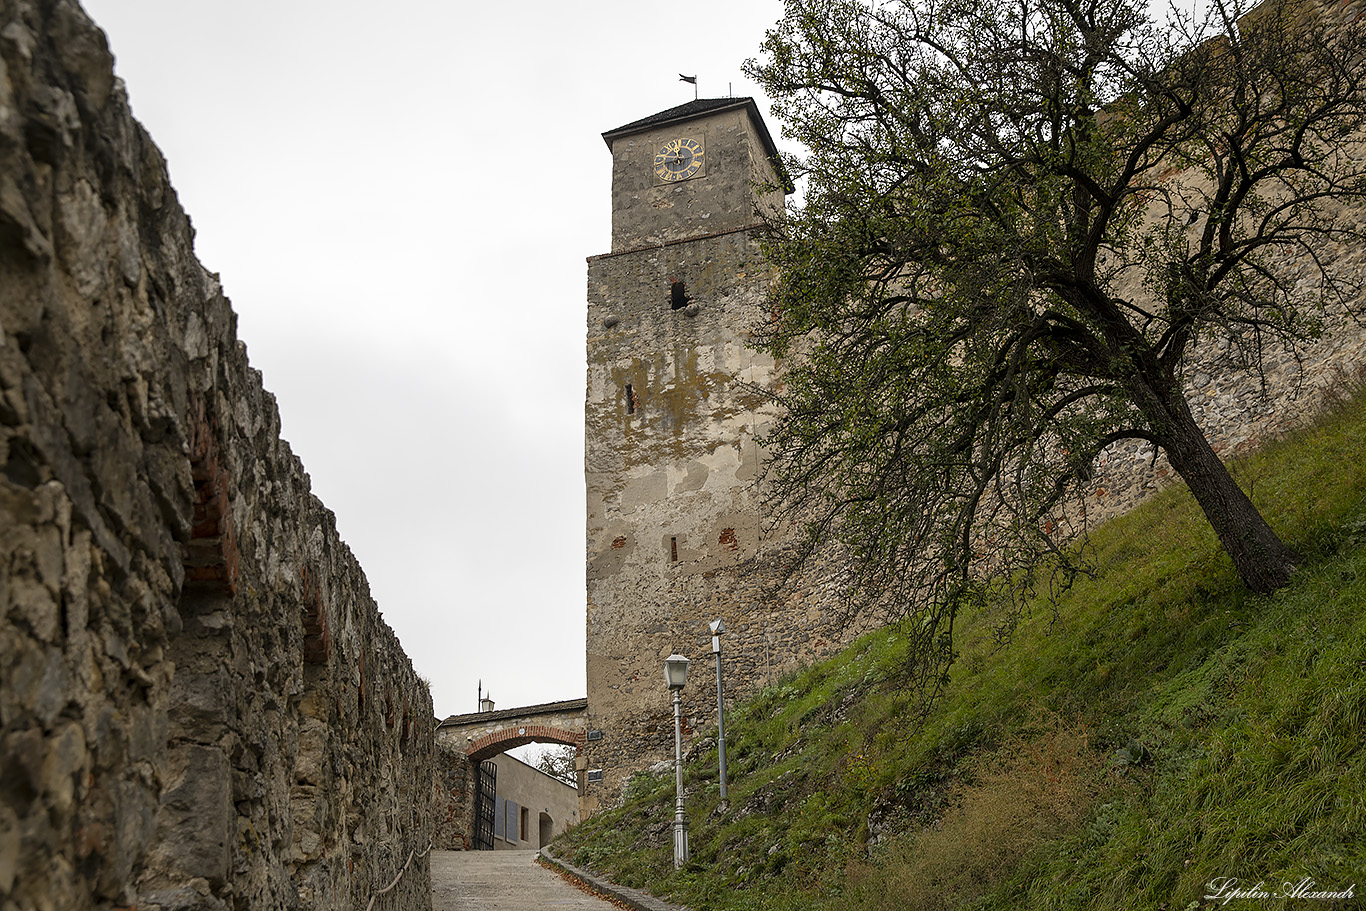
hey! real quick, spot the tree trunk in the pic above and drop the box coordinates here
[1152,393,1299,594]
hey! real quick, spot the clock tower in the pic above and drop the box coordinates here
[583,99,838,815]
[602,97,788,251]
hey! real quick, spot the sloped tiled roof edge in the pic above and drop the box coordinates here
[602,97,793,193]
[437,697,589,728]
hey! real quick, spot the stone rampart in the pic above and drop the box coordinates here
[0,2,433,909]
[1074,173,1366,523]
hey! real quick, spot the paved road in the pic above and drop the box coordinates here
[430,849,619,910]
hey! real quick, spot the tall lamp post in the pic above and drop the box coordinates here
[664,653,690,869]
[710,619,728,801]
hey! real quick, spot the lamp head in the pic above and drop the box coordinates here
[709,619,725,635]
[663,653,690,690]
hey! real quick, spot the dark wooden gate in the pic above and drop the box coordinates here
[474,760,497,850]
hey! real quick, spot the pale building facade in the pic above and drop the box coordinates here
[486,753,579,850]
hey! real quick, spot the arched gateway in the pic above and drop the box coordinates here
[433,698,589,850]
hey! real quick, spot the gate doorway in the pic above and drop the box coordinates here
[473,760,496,850]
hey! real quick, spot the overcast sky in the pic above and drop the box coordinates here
[78,0,792,722]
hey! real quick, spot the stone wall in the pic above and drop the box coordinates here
[432,699,587,847]
[0,2,433,909]
[432,742,473,851]
[435,699,588,759]
[1079,190,1366,525]
[1045,0,1366,522]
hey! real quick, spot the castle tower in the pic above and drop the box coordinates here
[582,99,827,814]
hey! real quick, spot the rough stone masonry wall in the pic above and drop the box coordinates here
[583,226,852,813]
[431,741,472,852]
[1073,259,1366,526]
[0,2,433,910]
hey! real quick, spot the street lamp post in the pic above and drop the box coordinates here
[710,619,728,802]
[664,653,690,869]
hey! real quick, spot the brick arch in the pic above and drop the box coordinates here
[466,724,586,763]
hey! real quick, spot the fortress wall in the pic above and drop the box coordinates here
[432,741,474,851]
[1077,192,1366,524]
[0,2,432,909]
[1070,0,1366,518]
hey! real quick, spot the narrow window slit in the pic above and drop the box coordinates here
[670,537,678,562]
[625,383,635,415]
[670,281,688,310]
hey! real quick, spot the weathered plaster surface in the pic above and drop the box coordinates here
[583,202,846,810]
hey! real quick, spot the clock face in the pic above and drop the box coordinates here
[653,137,704,182]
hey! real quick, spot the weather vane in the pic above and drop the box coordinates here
[680,73,697,100]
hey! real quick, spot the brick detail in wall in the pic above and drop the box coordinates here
[301,566,331,665]
[185,397,239,594]
[467,725,587,761]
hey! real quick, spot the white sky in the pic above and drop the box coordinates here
[80,0,790,721]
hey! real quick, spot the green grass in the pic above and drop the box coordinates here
[556,393,1366,911]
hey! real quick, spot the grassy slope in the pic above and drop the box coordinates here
[557,394,1366,911]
